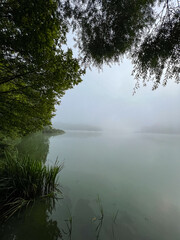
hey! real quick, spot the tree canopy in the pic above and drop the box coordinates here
[0,0,179,141]
[132,1,180,91]
[65,0,179,90]
[0,0,84,138]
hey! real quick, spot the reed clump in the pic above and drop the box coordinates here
[0,152,62,221]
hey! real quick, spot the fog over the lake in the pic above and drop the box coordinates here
[53,37,180,133]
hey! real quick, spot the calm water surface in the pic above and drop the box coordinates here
[1,131,180,240]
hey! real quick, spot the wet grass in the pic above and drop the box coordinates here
[0,152,63,222]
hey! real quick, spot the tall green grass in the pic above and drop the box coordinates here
[0,152,62,221]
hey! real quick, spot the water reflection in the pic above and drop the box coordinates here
[0,132,61,240]
[59,130,102,139]
[1,132,180,239]
[16,132,50,162]
[0,199,61,240]
[1,190,180,240]
[73,199,96,240]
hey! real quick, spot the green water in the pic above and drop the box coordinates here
[1,131,180,240]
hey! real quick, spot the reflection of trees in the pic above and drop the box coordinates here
[0,133,63,240]
[73,199,96,240]
[0,199,62,240]
[16,132,50,163]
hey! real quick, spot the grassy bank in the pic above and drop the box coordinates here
[0,152,62,222]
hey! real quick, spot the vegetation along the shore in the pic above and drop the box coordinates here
[0,152,63,222]
[42,126,65,135]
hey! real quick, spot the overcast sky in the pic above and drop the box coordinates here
[52,36,180,132]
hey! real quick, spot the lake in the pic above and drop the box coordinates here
[1,131,180,240]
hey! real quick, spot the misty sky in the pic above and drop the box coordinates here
[52,36,180,132]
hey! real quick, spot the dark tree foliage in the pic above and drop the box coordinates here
[132,1,180,91]
[65,0,179,89]
[0,0,84,138]
[68,0,156,66]
[0,0,179,142]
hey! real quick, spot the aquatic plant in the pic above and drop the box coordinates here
[62,216,73,240]
[112,210,119,239]
[94,196,104,240]
[0,152,63,221]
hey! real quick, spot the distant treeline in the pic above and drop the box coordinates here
[53,123,102,132]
